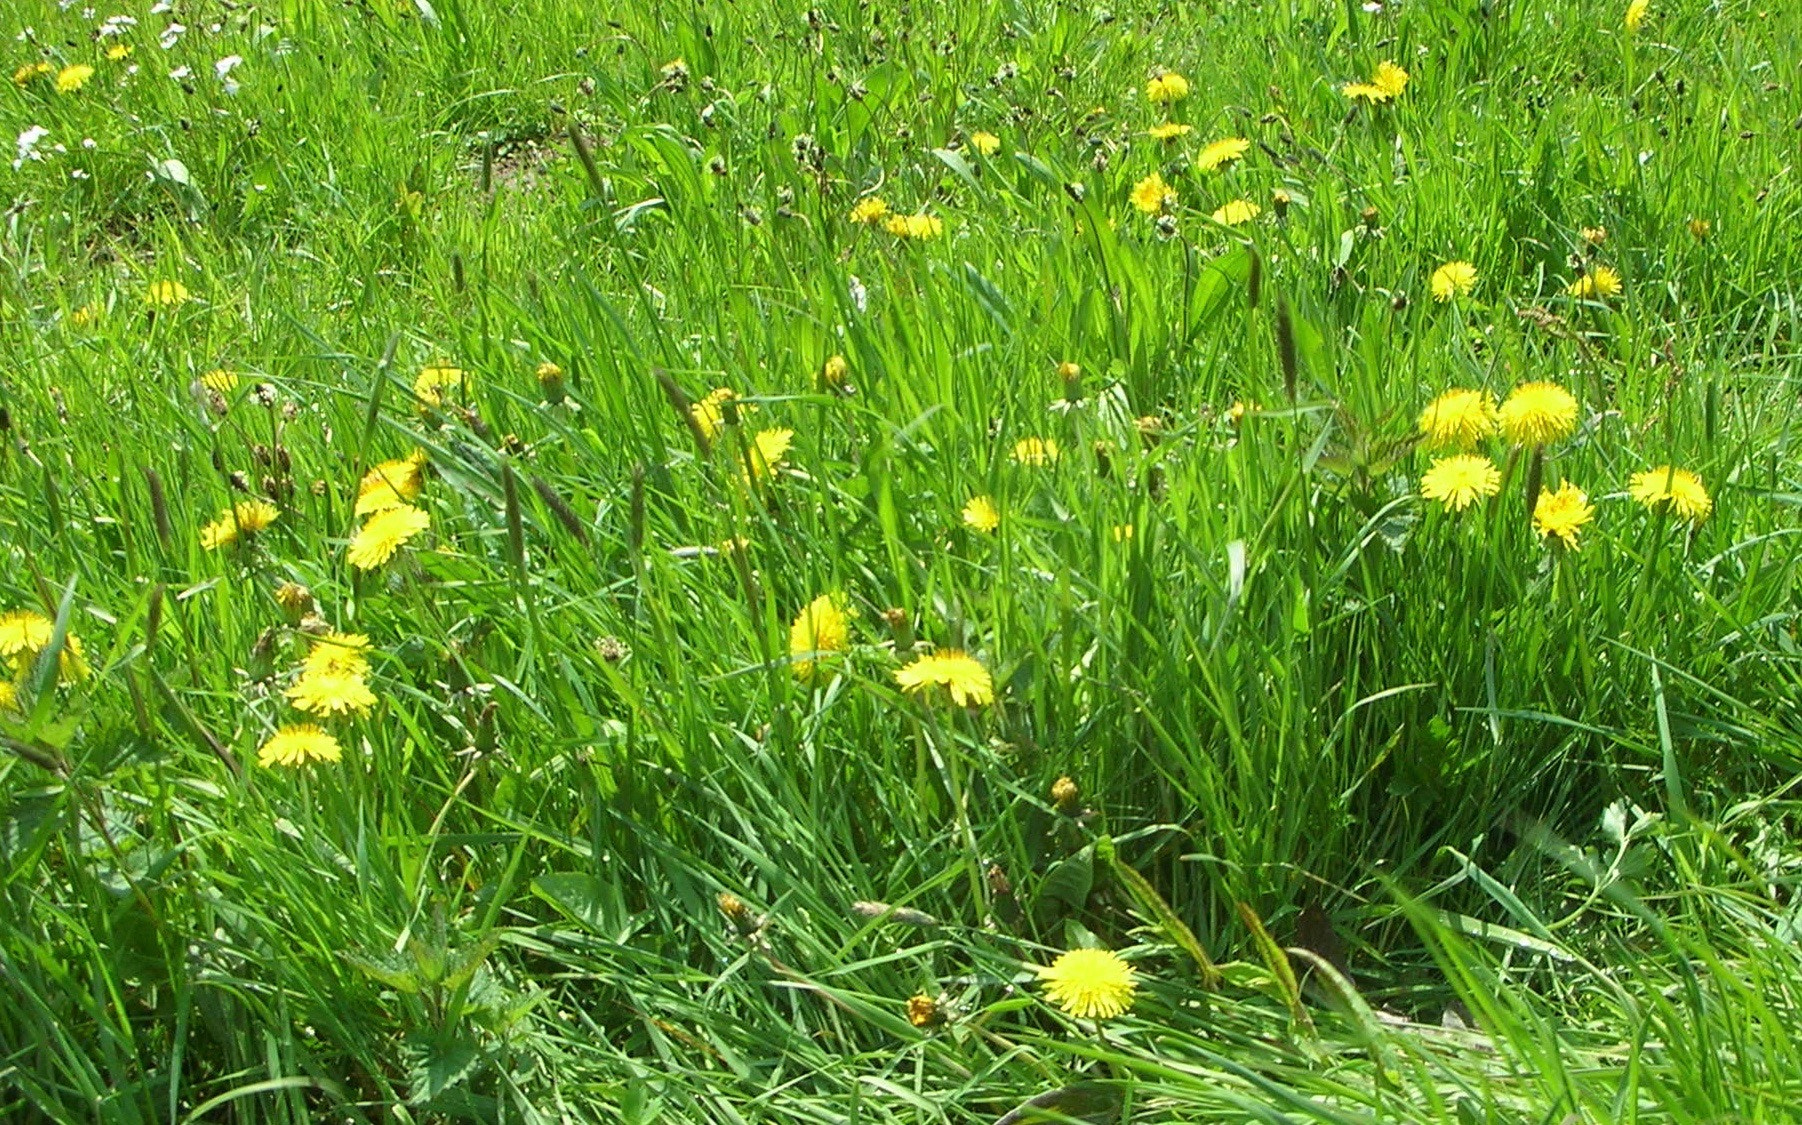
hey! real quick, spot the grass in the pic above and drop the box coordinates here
[2,0,1800,1119]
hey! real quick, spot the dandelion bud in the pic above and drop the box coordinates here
[1581,226,1608,246]
[1687,217,1711,241]
[821,354,848,390]
[907,994,945,1028]
[536,361,566,404]
[1051,775,1080,812]
[274,582,314,621]
[718,892,760,936]
[1360,206,1380,232]
[852,901,940,927]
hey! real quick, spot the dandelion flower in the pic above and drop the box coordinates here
[54,64,94,93]
[1345,60,1409,103]
[1036,948,1138,1020]
[885,212,944,240]
[303,632,371,679]
[1629,466,1711,522]
[1430,261,1478,302]
[895,649,994,707]
[1533,481,1596,547]
[70,302,103,327]
[105,44,132,61]
[347,505,430,569]
[969,131,1001,156]
[962,495,1000,533]
[200,500,280,550]
[1011,437,1060,466]
[690,387,756,443]
[257,723,343,768]
[906,994,944,1028]
[1197,137,1250,172]
[1687,217,1711,241]
[356,451,427,515]
[1625,0,1649,30]
[200,369,239,394]
[413,363,469,409]
[1145,70,1190,105]
[285,670,377,717]
[789,594,850,680]
[13,62,53,86]
[0,610,89,682]
[1131,172,1175,215]
[849,196,890,225]
[1211,199,1261,226]
[821,355,849,389]
[1420,454,1501,512]
[1418,388,1498,449]
[1146,122,1193,141]
[145,280,190,307]
[1498,382,1579,446]
[1111,524,1134,541]
[742,427,794,484]
[1567,267,1622,301]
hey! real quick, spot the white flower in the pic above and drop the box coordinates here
[159,22,185,49]
[98,14,137,36]
[214,55,242,79]
[848,275,868,313]
[149,0,171,10]
[14,125,49,171]
[168,65,190,79]
[81,137,96,149]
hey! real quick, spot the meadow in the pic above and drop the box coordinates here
[3,0,1801,1120]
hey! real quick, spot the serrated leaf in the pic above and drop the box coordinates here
[342,948,422,993]
[405,1034,481,1105]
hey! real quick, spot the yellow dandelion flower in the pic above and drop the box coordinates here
[690,387,756,443]
[285,670,377,717]
[347,505,430,569]
[1418,388,1499,449]
[789,594,850,681]
[304,632,372,679]
[895,648,994,707]
[885,212,944,240]
[1197,137,1250,172]
[0,610,89,682]
[1629,466,1711,523]
[1568,266,1622,300]
[69,302,103,327]
[1626,0,1649,30]
[13,61,53,86]
[1111,524,1134,542]
[257,723,343,768]
[1145,70,1190,105]
[413,363,469,409]
[743,427,794,484]
[105,44,132,61]
[1210,199,1261,226]
[970,131,1001,156]
[1420,454,1502,512]
[1011,437,1060,466]
[1146,122,1193,141]
[1581,226,1609,246]
[1498,382,1579,446]
[1036,948,1138,1020]
[821,354,849,389]
[54,64,94,93]
[1532,481,1596,548]
[145,280,191,307]
[962,495,1000,533]
[1430,261,1478,302]
[849,196,890,225]
[200,369,239,394]
[1687,217,1711,241]
[356,452,427,516]
[906,994,944,1028]
[1345,60,1409,103]
[200,500,280,550]
[1130,172,1175,215]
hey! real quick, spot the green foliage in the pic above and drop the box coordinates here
[1,0,1800,1120]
